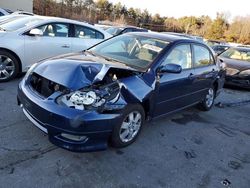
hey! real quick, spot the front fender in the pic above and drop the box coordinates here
[103,73,157,118]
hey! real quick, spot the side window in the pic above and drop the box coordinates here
[193,45,214,67]
[122,28,133,34]
[36,23,69,37]
[74,25,104,39]
[162,44,192,69]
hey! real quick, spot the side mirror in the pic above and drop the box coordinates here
[29,28,43,36]
[158,63,182,74]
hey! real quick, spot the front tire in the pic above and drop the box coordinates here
[198,87,215,111]
[0,51,19,82]
[111,104,145,148]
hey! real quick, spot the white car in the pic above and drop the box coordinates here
[0,14,29,24]
[0,8,13,16]
[0,16,112,81]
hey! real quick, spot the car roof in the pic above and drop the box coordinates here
[2,15,110,37]
[38,16,110,35]
[111,25,145,30]
[32,15,88,25]
[15,15,107,31]
[129,32,199,43]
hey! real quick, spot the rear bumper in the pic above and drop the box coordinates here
[17,80,124,152]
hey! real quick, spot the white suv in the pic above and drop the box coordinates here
[0,15,112,81]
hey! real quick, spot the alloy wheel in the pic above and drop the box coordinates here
[119,111,142,143]
[206,88,214,108]
[0,55,15,81]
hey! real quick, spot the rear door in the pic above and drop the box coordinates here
[71,24,105,52]
[24,22,72,66]
[192,44,217,101]
[154,44,197,117]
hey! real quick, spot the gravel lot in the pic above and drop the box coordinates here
[0,78,250,188]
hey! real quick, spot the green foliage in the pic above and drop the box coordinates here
[205,13,228,40]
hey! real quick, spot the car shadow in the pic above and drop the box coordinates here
[224,85,250,92]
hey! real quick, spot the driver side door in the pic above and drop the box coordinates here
[24,22,72,67]
[154,44,196,117]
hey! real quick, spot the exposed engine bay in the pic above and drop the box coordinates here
[56,68,139,110]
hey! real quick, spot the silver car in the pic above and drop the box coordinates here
[0,15,112,81]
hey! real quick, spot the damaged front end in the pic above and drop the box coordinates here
[18,56,156,152]
[53,66,143,112]
[56,78,120,111]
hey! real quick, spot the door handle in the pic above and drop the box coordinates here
[61,44,70,48]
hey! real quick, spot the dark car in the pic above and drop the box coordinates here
[162,32,204,43]
[238,45,250,48]
[212,45,231,55]
[206,40,228,47]
[106,26,148,36]
[17,33,225,152]
[219,47,250,89]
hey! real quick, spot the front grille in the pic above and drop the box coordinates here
[30,73,66,98]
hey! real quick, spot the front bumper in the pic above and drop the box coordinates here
[17,80,124,152]
[225,75,250,89]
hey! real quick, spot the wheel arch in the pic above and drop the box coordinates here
[141,99,152,120]
[213,80,219,93]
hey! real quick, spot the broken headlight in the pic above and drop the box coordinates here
[225,67,239,76]
[56,82,120,110]
[239,69,250,76]
[70,91,97,105]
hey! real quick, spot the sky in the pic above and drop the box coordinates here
[108,0,250,19]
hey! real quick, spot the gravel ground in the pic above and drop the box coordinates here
[0,78,250,188]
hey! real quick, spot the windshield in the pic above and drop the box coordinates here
[0,17,43,31]
[89,34,169,69]
[220,48,250,62]
[106,27,122,36]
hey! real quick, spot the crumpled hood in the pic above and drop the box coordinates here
[34,52,137,90]
[221,57,250,71]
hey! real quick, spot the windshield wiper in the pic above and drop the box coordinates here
[99,55,115,62]
[86,50,117,62]
[85,50,96,56]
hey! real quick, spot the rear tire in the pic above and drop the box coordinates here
[198,87,215,111]
[0,50,19,82]
[111,104,145,148]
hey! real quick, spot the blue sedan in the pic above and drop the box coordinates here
[17,32,225,152]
